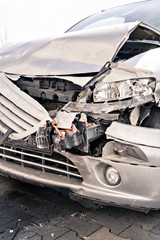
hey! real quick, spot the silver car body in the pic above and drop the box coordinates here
[0,16,160,211]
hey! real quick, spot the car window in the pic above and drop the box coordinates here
[83,17,125,30]
[67,0,160,32]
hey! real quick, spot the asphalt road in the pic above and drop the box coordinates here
[0,175,160,240]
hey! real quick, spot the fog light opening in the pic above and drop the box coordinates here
[105,166,121,186]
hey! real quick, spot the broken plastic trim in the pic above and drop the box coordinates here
[63,95,154,114]
[36,117,107,153]
[0,128,13,146]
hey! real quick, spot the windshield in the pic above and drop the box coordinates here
[67,0,160,32]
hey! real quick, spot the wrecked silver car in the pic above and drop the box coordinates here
[0,0,160,211]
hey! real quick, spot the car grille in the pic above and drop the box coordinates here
[0,73,51,140]
[0,145,83,180]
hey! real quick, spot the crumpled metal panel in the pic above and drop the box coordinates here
[106,121,160,148]
[0,22,159,76]
[0,73,51,140]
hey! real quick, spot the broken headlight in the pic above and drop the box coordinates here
[93,78,155,102]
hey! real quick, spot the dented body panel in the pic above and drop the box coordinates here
[106,121,160,148]
[0,22,159,76]
[1,145,160,210]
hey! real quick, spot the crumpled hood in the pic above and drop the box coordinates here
[0,22,157,76]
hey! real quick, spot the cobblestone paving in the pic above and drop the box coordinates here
[0,175,160,240]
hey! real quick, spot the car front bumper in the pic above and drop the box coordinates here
[0,144,160,211]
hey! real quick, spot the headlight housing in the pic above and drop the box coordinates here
[93,78,155,102]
